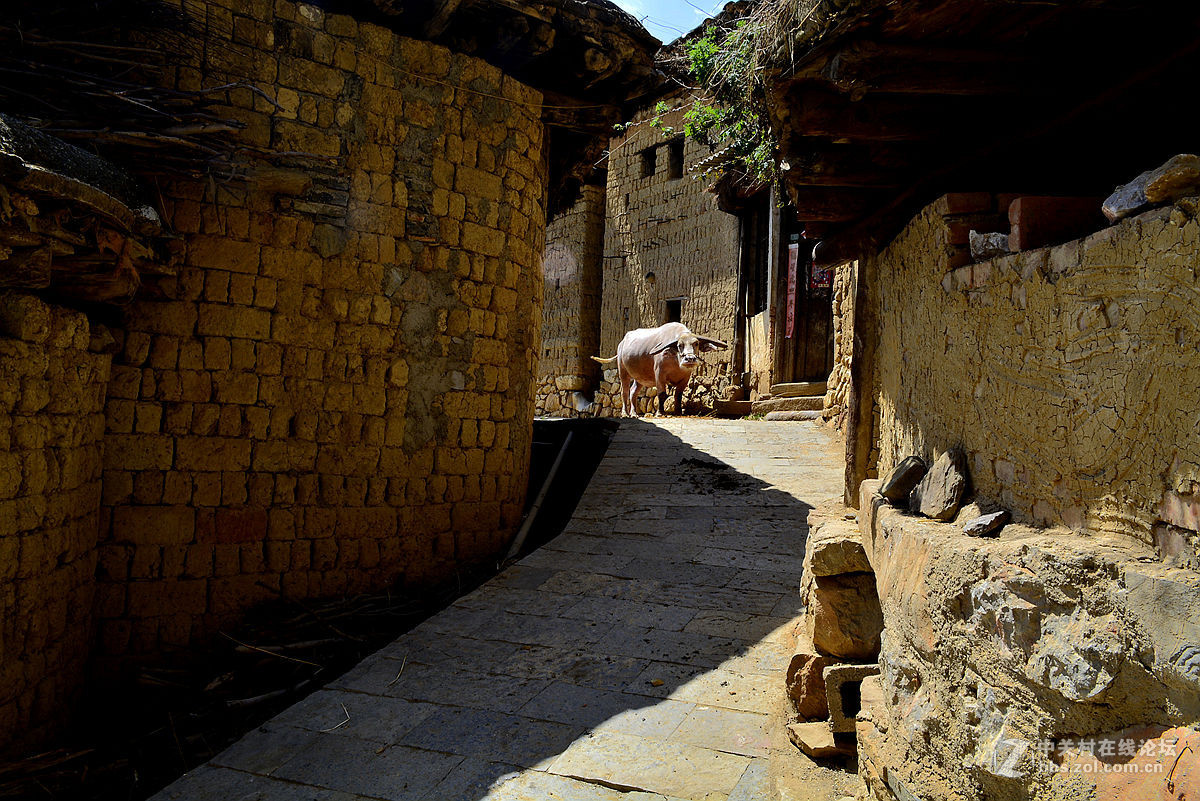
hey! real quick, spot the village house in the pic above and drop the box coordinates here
[536,90,837,419]
[0,0,657,752]
[749,0,1200,797]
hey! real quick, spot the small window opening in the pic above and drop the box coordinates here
[665,298,683,323]
[640,146,657,178]
[667,138,684,180]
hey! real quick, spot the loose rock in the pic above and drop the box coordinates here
[1102,170,1152,222]
[969,230,1010,261]
[806,520,871,576]
[1145,154,1200,204]
[786,651,835,720]
[908,449,969,521]
[787,721,855,758]
[963,510,1010,537]
[879,456,927,504]
[809,573,884,661]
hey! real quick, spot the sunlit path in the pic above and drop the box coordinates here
[155,418,845,801]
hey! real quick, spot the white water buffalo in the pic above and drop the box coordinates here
[592,322,728,417]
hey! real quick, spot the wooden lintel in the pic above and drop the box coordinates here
[820,39,1038,97]
[785,185,886,223]
[779,83,986,142]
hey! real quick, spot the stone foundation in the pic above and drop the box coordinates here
[856,478,1200,800]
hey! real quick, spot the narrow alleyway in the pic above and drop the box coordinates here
[154,419,849,801]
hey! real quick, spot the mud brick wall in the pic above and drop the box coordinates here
[536,184,605,417]
[0,294,110,747]
[595,101,740,415]
[866,193,1200,544]
[93,0,547,666]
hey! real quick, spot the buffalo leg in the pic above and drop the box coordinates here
[674,384,685,416]
[626,380,640,417]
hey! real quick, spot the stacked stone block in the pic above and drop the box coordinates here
[0,294,110,746]
[593,100,741,415]
[822,260,855,429]
[91,0,548,669]
[536,184,605,417]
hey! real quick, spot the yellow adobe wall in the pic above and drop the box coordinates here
[0,294,109,746]
[537,183,605,416]
[93,0,547,665]
[595,100,741,414]
[869,198,1200,543]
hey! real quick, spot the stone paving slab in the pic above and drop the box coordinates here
[152,419,844,801]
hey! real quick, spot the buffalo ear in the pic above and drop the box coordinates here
[649,338,679,355]
[698,337,729,352]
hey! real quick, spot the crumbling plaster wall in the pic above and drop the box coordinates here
[849,194,1200,799]
[868,196,1200,545]
[0,294,110,747]
[594,101,740,415]
[536,183,605,417]
[94,0,547,666]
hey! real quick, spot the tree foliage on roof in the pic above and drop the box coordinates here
[636,2,785,189]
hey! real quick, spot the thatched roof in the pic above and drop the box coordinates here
[0,114,160,236]
[747,0,1200,262]
[1,114,171,304]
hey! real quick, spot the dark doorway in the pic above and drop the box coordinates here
[774,229,833,383]
[664,297,683,324]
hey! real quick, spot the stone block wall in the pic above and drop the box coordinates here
[857,480,1200,801]
[536,183,605,417]
[866,193,1200,544]
[595,101,741,415]
[91,0,547,667]
[0,294,110,746]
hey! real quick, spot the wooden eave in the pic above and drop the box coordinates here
[763,0,1200,264]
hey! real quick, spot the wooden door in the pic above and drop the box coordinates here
[773,233,833,383]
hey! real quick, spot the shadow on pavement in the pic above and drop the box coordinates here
[155,418,849,801]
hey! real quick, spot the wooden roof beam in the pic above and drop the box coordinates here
[818,41,1040,97]
[777,83,1001,142]
[784,185,889,223]
[781,138,929,188]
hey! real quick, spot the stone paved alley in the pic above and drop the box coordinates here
[153,419,849,801]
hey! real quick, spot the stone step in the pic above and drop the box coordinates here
[764,410,822,421]
[713,399,753,417]
[770,381,827,398]
[786,720,856,758]
[752,395,823,415]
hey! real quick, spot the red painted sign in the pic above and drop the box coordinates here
[810,264,833,290]
[786,243,799,338]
